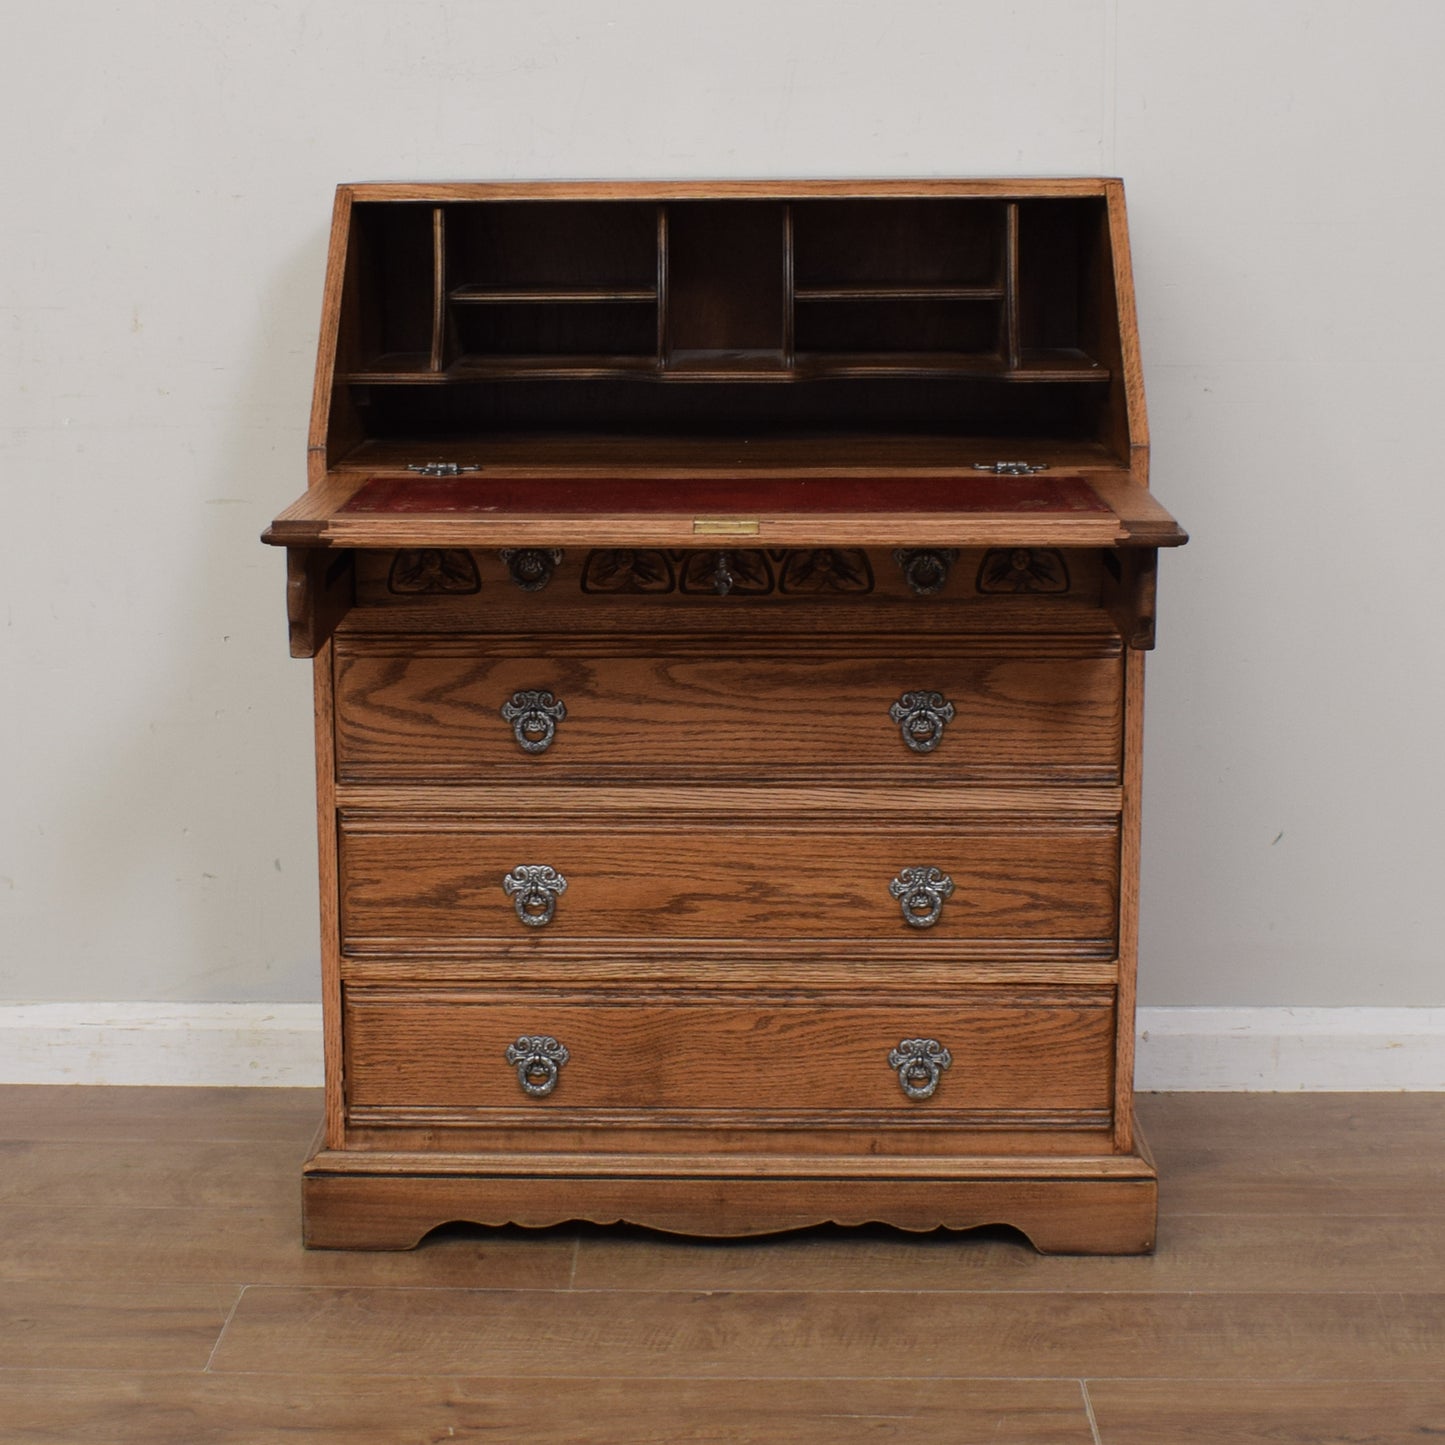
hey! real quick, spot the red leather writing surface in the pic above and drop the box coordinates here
[340,474,1110,516]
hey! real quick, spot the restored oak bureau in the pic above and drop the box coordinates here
[263,179,1186,1253]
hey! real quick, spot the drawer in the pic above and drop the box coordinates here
[332,636,1123,783]
[337,811,1119,949]
[343,985,1116,1120]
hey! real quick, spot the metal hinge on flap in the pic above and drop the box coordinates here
[973,461,1049,475]
[406,462,480,478]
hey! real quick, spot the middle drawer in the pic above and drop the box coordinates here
[338,810,1120,951]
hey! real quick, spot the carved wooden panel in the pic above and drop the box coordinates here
[977,548,1071,595]
[387,549,480,595]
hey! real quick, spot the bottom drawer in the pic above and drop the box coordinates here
[343,985,1116,1122]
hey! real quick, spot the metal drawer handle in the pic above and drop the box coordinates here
[505,1034,569,1097]
[894,548,957,596]
[503,864,568,927]
[889,1038,952,1100]
[501,690,566,754]
[889,866,954,928]
[889,690,955,754]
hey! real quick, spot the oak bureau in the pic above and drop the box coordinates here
[263,179,1186,1252]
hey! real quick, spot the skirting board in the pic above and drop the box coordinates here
[0,1004,1442,1090]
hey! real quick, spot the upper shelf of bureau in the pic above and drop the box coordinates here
[307,180,1151,487]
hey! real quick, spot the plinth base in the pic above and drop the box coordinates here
[302,1124,1158,1256]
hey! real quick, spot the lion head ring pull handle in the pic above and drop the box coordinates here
[888,1038,952,1099]
[503,864,568,927]
[889,866,954,929]
[505,1034,569,1097]
[501,690,566,754]
[889,690,955,754]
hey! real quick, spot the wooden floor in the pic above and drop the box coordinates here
[1,1089,1442,1443]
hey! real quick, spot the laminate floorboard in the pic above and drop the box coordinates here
[0,1280,239,1372]
[1085,1380,1445,1444]
[0,1205,576,1288]
[0,1087,1439,1443]
[571,1212,1445,1293]
[0,1139,303,1211]
[209,1283,1445,1380]
[0,1085,319,1143]
[0,1373,1093,1445]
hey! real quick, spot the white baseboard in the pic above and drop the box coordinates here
[0,1003,324,1087]
[0,1003,1441,1090]
[1134,1006,1445,1091]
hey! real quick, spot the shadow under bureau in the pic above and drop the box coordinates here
[263,179,1186,1253]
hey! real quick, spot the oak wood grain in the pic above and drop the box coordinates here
[341,987,1116,1116]
[334,781,1124,816]
[306,184,353,487]
[302,1172,1155,1250]
[337,815,1120,946]
[333,635,1124,783]
[313,641,345,1151]
[276,508,1130,551]
[348,179,1122,202]
[285,547,354,657]
[1113,645,1144,1151]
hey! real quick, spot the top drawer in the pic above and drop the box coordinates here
[333,635,1123,783]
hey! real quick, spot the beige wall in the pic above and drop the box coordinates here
[2,1,1441,1006]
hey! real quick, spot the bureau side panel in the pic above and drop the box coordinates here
[313,642,345,1148]
[1113,645,1144,1151]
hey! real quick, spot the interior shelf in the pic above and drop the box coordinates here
[446,353,660,380]
[794,285,1004,301]
[347,351,1110,386]
[1012,350,1112,382]
[344,353,440,382]
[450,285,658,304]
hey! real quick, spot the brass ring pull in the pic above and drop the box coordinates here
[888,866,954,928]
[888,1038,952,1099]
[503,864,568,927]
[889,690,956,754]
[501,690,566,754]
[505,1035,569,1097]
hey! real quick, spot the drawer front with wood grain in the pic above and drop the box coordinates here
[337,813,1119,950]
[342,985,1116,1122]
[332,636,1123,783]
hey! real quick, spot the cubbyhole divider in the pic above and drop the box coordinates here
[782,204,796,369]
[430,207,446,374]
[656,203,669,372]
[1004,202,1021,372]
